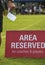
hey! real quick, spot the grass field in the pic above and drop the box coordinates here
[0,15,45,65]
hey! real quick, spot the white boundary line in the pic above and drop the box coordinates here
[18,20,41,30]
[1,32,6,39]
[2,35,6,39]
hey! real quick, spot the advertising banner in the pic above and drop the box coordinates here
[5,31,45,58]
[14,0,45,2]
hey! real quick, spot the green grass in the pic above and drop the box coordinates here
[0,15,45,65]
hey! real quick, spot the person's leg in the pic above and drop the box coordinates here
[0,16,3,46]
[0,33,1,46]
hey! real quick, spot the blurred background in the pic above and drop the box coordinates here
[4,0,45,15]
